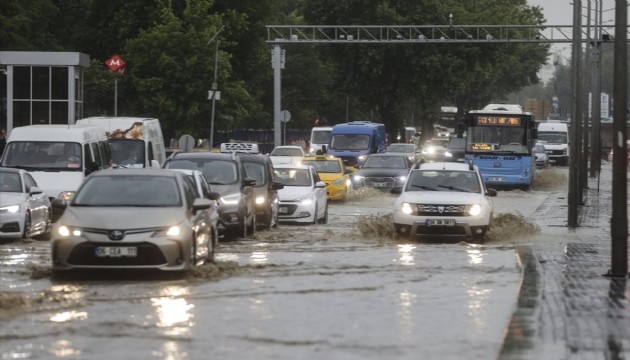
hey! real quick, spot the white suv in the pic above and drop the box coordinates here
[392,162,497,240]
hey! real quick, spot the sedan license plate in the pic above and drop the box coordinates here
[373,182,387,188]
[488,177,504,182]
[426,219,456,226]
[95,246,137,258]
[279,206,288,214]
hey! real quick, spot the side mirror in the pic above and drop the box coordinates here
[192,198,213,211]
[207,191,221,201]
[243,177,257,187]
[29,186,43,195]
[51,198,68,222]
[486,188,497,197]
[344,168,353,174]
[315,181,326,188]
[271,181,284,190]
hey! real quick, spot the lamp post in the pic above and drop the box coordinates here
[207,25,225,150]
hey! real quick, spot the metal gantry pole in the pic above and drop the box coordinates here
[580,0,592,196]
[568,0,583,227]
[609,0,628,277]
[273,44,282,148]
[209,40,219,150]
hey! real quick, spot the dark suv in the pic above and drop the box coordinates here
[163,152,256,238]
[239,153,285,230]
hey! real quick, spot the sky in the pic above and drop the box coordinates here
[527,0,619,83]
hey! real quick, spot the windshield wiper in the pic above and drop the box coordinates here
[438,185,470,192]
[410,184,438,191]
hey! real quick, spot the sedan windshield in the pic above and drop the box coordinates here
[73,175,181,206]
[406,170,481,193]
[363,156,407,169]
[301,160,341,173]
[387,144,414,153]
[165,159,238,185]
[274,168,312,187]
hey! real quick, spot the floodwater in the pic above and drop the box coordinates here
[0,167,568,360]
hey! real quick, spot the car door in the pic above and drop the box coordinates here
[311,168,327,218]
[23,172,48,228]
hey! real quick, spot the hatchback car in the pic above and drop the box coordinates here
[444,137,467,163]
[50,169,216,273]
[420,138,449,163]
[302,154,352,201]
[274,164,328,224]
[533,143,549,169]
[239,153,285,230]
[269,145,306,166]
[392,162,497,241]
[351,153,413,191]
[0,167,52,240]
[163,152,256,238]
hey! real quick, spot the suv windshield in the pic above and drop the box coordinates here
[406,170,480,193]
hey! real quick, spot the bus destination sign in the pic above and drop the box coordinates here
[476,116,521,126]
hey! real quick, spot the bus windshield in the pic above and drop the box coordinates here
[330,134,370,150]
[466,126,529,154]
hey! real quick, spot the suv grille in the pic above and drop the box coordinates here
[416,204,466,216]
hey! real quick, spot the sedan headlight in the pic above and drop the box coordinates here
[153,225,182,237]
[255,195,266,205]
[353,174,364,182]
[333,177,345,186]
[58,191,76,201]
[444,151,453,158]
[294,193,314,206]
[221,193,241,205]
[57,225,82,237]
[0,204,20,214]
[468,204,482,216]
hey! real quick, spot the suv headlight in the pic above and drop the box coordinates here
[352,174,364,182]
[255,195,266,205]
[221,193,241,205]
[0,204,20,214]
[401,202,413,215]
[58,191,76,201]
[57,225,82,237]
[358,155,367,161]
[396,175,407,183]
[468,204,482,216]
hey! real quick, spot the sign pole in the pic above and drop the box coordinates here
[114,77,118,117]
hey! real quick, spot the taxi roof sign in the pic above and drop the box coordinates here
[220,142,260,154]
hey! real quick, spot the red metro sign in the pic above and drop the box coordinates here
[105,55,126,77]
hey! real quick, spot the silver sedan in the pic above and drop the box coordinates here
[0,167,52,240]
[51,169,216,273]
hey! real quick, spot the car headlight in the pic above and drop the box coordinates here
[358,155,367,161]
[401,202,413,215]
[0,204,20,214]
[397,176,407,183]
[255,195,266,205]
[221,193,241,205]
[468,204,482,216]
[294,193,314,206]
[58,191,76,201]
[153,225,182,237]
[345,179,352,187]
[333,177,345,186]
[57,225,82,237]
[353,174,364,182]
[444,151,453,158]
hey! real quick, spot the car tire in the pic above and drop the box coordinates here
[394,223,410,239]
[35,207,53,241]
[22,211,32,239]
[318,203,328,224]
[311,205,318,224]
[247,210,256,237]
[207,230,215,262]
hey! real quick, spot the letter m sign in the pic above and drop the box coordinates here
[105,55,126,72]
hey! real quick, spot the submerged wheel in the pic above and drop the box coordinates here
[22,211,32,239]
[318,203,328,224]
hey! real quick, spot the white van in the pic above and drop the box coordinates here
[1,125,112,201]
[75,117,166,168]
[537,121,570,165]
[309,126,333,154]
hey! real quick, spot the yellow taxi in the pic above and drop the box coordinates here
[302,154,352,201]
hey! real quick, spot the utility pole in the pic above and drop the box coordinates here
[580,0,592,195]
[568,0,582,227]
[609,0,628,277]
[590,0,603,178]
[207,25,225,150]
[272,44,285,148]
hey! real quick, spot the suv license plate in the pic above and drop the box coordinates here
[426,219,456,226]
[95,246,137,257]
[488,177,503,182]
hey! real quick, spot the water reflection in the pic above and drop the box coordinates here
[49,339,81,358]
[151,286,194,337]
[397,290,416,340]
[466,284,492,333]
[397,244,416,266]
[50,311,87,323]
[466,247,485,265]
[151,341,188,360]
[4,253,29,266]
[250,251,269,265]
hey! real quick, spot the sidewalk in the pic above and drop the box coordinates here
[500,162,630,359]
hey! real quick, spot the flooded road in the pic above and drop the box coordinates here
[0,168,567,360]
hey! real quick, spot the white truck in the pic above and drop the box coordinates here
[537,121,569,165]
[309,126,332,154]
[76,117,166,168]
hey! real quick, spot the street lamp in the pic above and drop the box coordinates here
[207,25,225,150]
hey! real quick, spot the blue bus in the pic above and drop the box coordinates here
[464,104,537,189]
[327,121,387,169]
